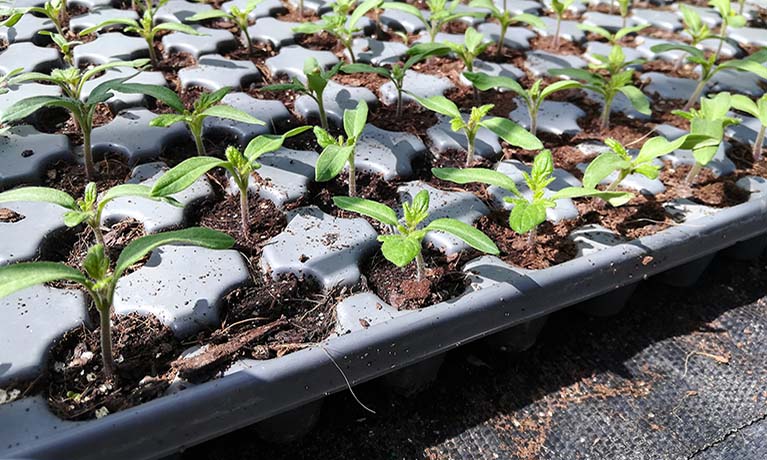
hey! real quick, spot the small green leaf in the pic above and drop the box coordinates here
[0,186,77,209]
[154,22,206,35]
[315,145,353,182]
[410,94,461,119]
[0,262,88,298]
[378,233,422,267]
[462,72,525,97]
[1,96,80,123]
[432,167,522,197]
[618,85,651,115]
[113,82,186,113]
[149,114,189,127]
[114,227,235,279]
[634,135,689,164]
[481,117,543,150]
[186,9,231,21]
[201,105,265,125]
[343,99,368,140]
[582,152,631,189]
[151,157,228,197]
[332,196,399,226]
[509,200,547,234]
[425,218,499,255]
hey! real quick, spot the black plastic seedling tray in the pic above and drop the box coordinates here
[4,190,766,460]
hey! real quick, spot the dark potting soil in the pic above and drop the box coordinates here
[46,313,181,420]
[476,212,579,270]
[43,158,133,197]
[363,250,469,310]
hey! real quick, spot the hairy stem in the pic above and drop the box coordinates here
[316,93,329,130]
[395,86,403,117]
[82,122,96,181]
[466,132,476,166]
[553,16,561,49]
[415,252,425,281]
[298,0,304,16]
[683,79,707,111]
[348,156,357,196]
[713,24,727,62]
[529,105,538,136]
[243,27,253,56]
[146,37,159,68]
[347,40,356,63]
[239,185,250,237]
[606,169,629,191]
[599,96,612,131]
[685,162,703,185]
[526,227,537,248]
[496,23,507,56]
[754,125,766,161]
[190,122,205,156]
[98,305,116,380]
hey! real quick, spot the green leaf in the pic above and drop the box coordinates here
[509,200,547,234]
[78,18,138,36]
[154,22,206,35]
[186,9,231,21]
[341,63,390,78]
[343,99,368,140]
[149,114,188,127]
[378,234,421,267]
[462,72,525,97]
[349,0,381,29]
[731,94,760,119]
[0,262,88,298]
[1,96,80,123]
[581,152,631,189]
[548,67,601,85]
[332,196,398,226]
[578,23,611,40]
[618,85,651,115]
[649,43,705,61]
[381,1,424,20]
[432,167,522,196]
[260,82,306,92]
[292,22,325,34]
[481,117,543,150]
[114,227,235,279]
[614,24,648,41]
[719,58,767,81]
[313,126,335,148]
[551,186,633,206]
[634,135,689,164]
[201,105,265,125]
[425,218,499,255]
[539,80,582,99]
[151,157,227,197]
[113,82,186,113]
[99,184,153,207]
[0,186,77,209]
[315,145,352,182]
[81,59,149,83]
[410,94,461,119]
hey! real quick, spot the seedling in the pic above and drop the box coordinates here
[675,4,715,71]
[549,0,575,48]
[617,0,630,28]
[650,45,767,111]
[333,190,499,279]
[148,126,311,236]
[463,72,580,135]
[38,31,81,67]
[432,150,631,245]
[409,27,490,73]
[1,0,65,36]
[0,181,182,246]
[187,0,264,56]
[709,0,746,61]
[581,136,691,191]
[382,0,481,43]
[673,92,740,184]
[577,23,648,45]
[112,84,265,157]
[412,94,542,166]
[1,60,149,180]
[0,227,234,380]
[341,53,428,117]
[314,99,368,196]
[731,94,767,160]
[468,0,544,56]
[79,0,204,67]
[261,58,342,130]
[550,45,650,130]
[292,0,381,63]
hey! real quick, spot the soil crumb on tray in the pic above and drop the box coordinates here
[47,313,180,421]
